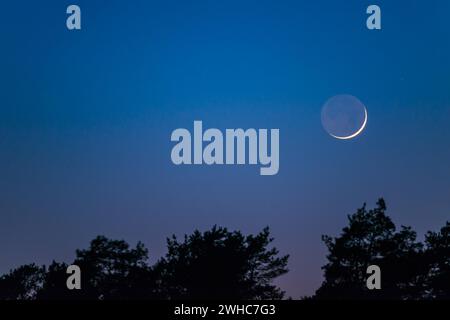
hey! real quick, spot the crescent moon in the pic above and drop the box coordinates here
[329,107,368,140]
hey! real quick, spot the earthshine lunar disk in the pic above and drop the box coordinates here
[321,94,368,140]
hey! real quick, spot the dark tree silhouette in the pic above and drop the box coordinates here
[2,215,448,300]
[36,261,74,300]
[36,236,159,300]
[72,236,157,299]
[315,199,425,300]
[6,227,287,300]
[156,226,289,300]
[424,222,450,299]
[0,264,44,300]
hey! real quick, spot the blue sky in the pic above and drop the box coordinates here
[1,0,450,297]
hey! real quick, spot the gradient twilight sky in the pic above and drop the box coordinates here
[1,0,450,298]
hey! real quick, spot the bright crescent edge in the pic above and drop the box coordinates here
[330,107,368,140]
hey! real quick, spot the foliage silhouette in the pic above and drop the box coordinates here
[1,205,449,300]
[72,236,156,299]
[37,236,159,300]
[315,199,449,300]
[0,227,288,300]
[37,261,72,300]
[0,264,44,300]
[424,222,450,299]
[156,226,289,300]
